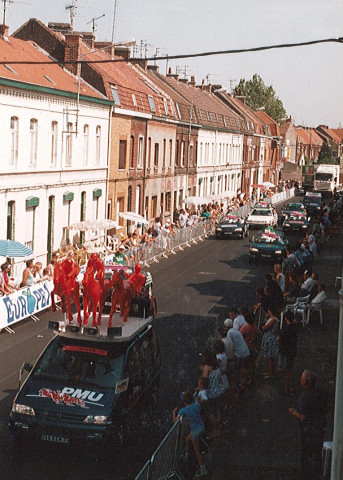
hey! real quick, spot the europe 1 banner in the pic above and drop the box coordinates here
[0,280,54,331]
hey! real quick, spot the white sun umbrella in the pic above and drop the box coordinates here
[219,190,236,199]
[184,196,210,206]
[119,212,149,225]
[261,181,275,188]
[66,220,97,231]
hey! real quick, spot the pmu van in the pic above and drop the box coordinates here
[9,314,161,448]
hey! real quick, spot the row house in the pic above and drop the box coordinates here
[214,92,281,194]
[254,110,281,186]
[316,125,343,165]
[295,127,323,165]
[148,72,245,202]
[0,24,111,270]
[15,19,184,226]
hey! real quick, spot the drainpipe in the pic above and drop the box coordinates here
[105,104,113,219]
[331,274,343,480]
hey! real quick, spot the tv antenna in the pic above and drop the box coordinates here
[65,0,78,30]
[111,0,119,43]
[229,79,237,94]
[2,0,31,26]
[205,73,219,85]
[86,13,105,34]
[176,65,190,79]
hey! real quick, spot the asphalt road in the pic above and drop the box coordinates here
[0,197,340,479]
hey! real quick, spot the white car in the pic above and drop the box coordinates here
[246,207,278,229]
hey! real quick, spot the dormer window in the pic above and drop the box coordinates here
[175,103,181,119]
[163,98,168,115]
[148,95,156,113]
[111,86,121,106]
[132,94,137,107]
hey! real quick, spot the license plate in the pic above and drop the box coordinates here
[41,434,69,444]
[261,254,270,257]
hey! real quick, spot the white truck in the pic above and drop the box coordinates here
[313,164,340,196]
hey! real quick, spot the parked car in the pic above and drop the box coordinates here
[246,206,278,229]
[249,229,287,263]
[280,202,306,222]
[282,212,309,233]
[302,192,322,214]
[9,315,161,449]
[215,215,249,239]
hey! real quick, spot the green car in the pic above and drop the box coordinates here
[249,228,287,263]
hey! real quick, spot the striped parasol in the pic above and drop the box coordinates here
[0,240,33,258]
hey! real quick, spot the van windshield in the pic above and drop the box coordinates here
[33,336,125,389]
[303,196,321,205]
[315,173,333,181]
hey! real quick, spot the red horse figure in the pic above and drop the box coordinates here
[82,266,103,326]
[125,263,146,296]
[51,258,81,324]
[108,270,133,326]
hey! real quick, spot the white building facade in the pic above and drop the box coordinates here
[197,129,244,199]
[0,80,111,271]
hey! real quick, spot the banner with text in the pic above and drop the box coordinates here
[0,280,54,331]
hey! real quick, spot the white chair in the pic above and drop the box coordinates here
[307,299,326,325]
[293,294,311,327]
[322,441,332,478]
[335,276,342,288]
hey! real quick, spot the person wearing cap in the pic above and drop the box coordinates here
[113,245,129,266]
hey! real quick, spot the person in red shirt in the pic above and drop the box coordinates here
[240,311,258,386]
[0,263,15,295]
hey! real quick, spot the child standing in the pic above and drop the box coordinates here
[173,391,208,477]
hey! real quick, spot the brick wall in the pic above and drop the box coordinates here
[13,19,65,63]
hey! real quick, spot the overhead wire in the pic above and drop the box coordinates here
[0,36,342,65]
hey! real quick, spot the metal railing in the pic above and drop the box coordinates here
[135,419,184,480]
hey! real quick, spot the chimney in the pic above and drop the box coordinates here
[148,65,159,73]
[135,59,148,71]
[190,75,196,86]
[114,45,130,59]
[0,24,9,39]
[167,68,179,81]
[48,22,72,34]
[64,34,83,75]
[179,78,189,84]
[95,41,114,58]
[74,31,94,49]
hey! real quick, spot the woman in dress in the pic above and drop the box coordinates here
[261,307,280,378]
[200,349,225,433]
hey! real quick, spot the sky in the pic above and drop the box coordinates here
[4,0,343,127]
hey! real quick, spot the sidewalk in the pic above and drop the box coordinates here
[208,228,343,479]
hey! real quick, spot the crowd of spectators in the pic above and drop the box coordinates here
[172,188,342,478]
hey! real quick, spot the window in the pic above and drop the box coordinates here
[137,136,144,169]
[111,86,121,106]
[7,201,15,240]
[135,186,141,214]
[162,139,166,169]
[119,140,127,170]
[147,137,152,169]
[10,116,19,167]
[180,141,185,167]
[154,143,159,169]
[170,100,176,117]
[83,124,89,166]
[163,98,168,115]
[165,192,171,212]
[175,103,181,119]
[95,126,101,164]
[30,118,38,166]
[198,110,202,120]
[148,95,156,113]
[50,121,58,166]
[127,186,132,212]
[175,140,179,167]
[65,122,73,166]
[189,144,194,166]
[168,139,172,169]
[206,111,212,121]
[130,136,134,169]
[132,94,137,107]
[223,116,227,127]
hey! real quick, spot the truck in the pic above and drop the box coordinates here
[313,164,340,196]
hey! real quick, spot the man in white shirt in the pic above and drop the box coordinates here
[178,209,188,228]
[310,284,327,305]
[300,271,314,295]
[227,307,247,330]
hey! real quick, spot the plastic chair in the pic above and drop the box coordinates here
[307,298,326,325]
[322,441,332,478]
[293,294,311,327]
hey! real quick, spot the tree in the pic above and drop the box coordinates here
[318,143,338,164]
[233,74,287,123]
